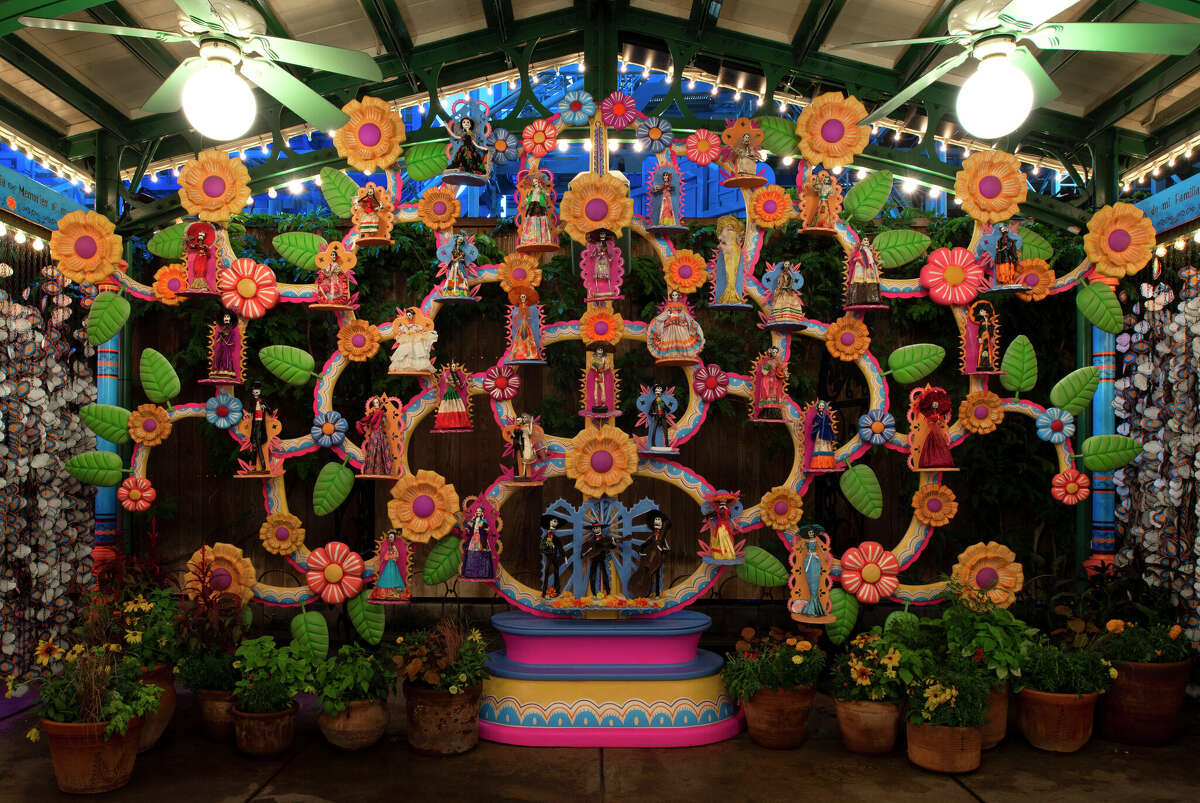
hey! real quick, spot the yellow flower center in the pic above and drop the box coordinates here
[127,489,142,501]
[236,278,258,298]
[533,131,546,144]
[324,564,344,583]
[649,127,661,140]
[1066,482,1078,494]
[943,265,965,286]
[696,140,710,152]
[860,563,882,584]
[322,423,336,435]
[871,421,885,434]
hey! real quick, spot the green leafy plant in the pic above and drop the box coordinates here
[1097,620,1190,664]
[33,646,162,738]
[176,650,237,693]
[905,658,992,727]
[119,588,181,669]
[389,620,488,694]
[939,582,1036,683]
[722,626,827,702]
[232,637,313,713]
[314,644,391,716]
[830,629,924,703]
[1017,641,1115,695]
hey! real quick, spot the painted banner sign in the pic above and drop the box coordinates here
[0,164,85,229]
[1137,171,1200,234]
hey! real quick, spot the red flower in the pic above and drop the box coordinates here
[521,118,558,158]
[973,647,985,661]
[840,541,900,604]
[305,541,365,604]
[1051,469,1091,505]
[117,477,156,512]
[920,247,985,306]
[685,130,722,166]
[217,258,279,319]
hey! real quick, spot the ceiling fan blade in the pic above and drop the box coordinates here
[996,0,1078,31]
[1010,47,1061,110]
[860,50,971,125]
[827,35,960,51]
[17,16,190,42]
[141,58,205,114]
[241,58,350,131]
[1024,22,1200,55]
[244,36,382,81]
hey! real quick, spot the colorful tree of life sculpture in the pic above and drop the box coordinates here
[60,89,1150,746]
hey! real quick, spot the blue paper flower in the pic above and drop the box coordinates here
[205,393,243,430]
[487,128,520,165]
[636,116,674,153]
[558,90,596,126]
[1036,408,1075,443]
[857,410,896,446]
[311,410,349,448]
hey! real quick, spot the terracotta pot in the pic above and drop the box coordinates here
[233,701,298,757]
[906,721,981,773]
[42,717,143,794]
[137,663,176,752]
[404,682,481,755]
[1100,659,1190,745]
[318,699,389,750]
[1018,689,1099,753]
[981,683,1009,749]
[194,689,235,742]
[741,686,815,749]
[835,699,900,754]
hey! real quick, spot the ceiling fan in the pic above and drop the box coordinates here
[19,0,383,142]
[830,0,1200,139]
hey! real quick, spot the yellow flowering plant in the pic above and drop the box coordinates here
[722,627,826,702]
[830,628,918,703]
[30,646,162,739]
[388,620,488,694]
[905,659,991,726]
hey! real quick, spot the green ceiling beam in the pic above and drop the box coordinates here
[482,0,516,43]
[792,0,847,65]
[359,0,412,59]
[1086,49,1200,133]
[244,0,291,39]
[893,0,957,84]
[1135,1,1200,18]
[89,2,178,79]
[687,0,720,38]
[1040,0,1137,76]
[0,91,70,154]
[1145,102,1200,154]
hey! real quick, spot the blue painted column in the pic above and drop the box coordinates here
[92,133,122,573]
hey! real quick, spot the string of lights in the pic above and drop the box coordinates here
[0,124,94,193]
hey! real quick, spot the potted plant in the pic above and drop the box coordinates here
[904,659,992,773]
[177,650,238,742]
[1097,619,1190,745]
[829,629,916,754]
[30,643,162,794]
[315,644,391,750]
[118,588,181,751]
[722,627,826,749]
[231,636,312,756]
[1016,641,1115,752]
[390,620,488,755]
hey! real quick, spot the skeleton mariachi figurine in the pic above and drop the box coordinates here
[236,382,282,477]
[629,510,671,599]
[636,384,678,455]
[582,523,621,598]
[539,514,569,598]
[719,118,767,189]
[201,313,245,385]
[581,346,619,419]
[503,413,544,485]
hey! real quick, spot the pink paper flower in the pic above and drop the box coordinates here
[692,363,729,402]
[685,129,722,166]
[840,541,900,604]
[521,118,558,158]
[600,92,640,129]
[919,247,985,306]
[483,363,521,401]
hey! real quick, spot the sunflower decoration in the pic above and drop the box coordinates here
[259,512,305,556]
[1014,258,1056,301]
[565,423,639,498]
[178,150,251,221]
[748,185,794,229]
[184,543,257,605]
[305,542,365,604]
[958,390,1005,435]
[333,96,405,173]
[559,173,633,244]
[759,486,803,531]
[954,150,1027,224]
[912,483,958,528]
[128,404,172,446]
[825,316,870,361]
[388,469,460,543]
[795,92,870,169]
[1083,203,1157,279]
[217,258,279,319]
[498,253,542,291]
[337,319,381,361]
[951,541,1023,609]
[664,250,708,294]
[152,264,188,305]
[49,210,123,284]
[685,129,722,166]
[580,304,624,348]
[417,185,461,231]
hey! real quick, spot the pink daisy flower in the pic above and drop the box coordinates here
[600,92,640,129]
[685,130,722,166]
[483,363,521,401]
[919,247,986,306]
[692,363,729,402]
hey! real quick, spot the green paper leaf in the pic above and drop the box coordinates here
[1050,367,1101,416]
[423,536,463,586]
[1081,435,1143,472]
[346,593,385,645]
[736,546,789,587]
[146,222,189,260]
[840,464,883,519]
[873,229,931,268]
[999,335,1037,395]
[754,116,797,156]
[887,343,945,384]
[404,142,450,182]
[78,404,132,445]
[320,168,360,218]
[312,463,355,516]
[884,605,918,633]
[826,589,859,645]
[1019,228,1053,262]
[65,451,124,486]
[259,345,316,386]
[289,611,329,660]
[1076,281,1124,335]
[139,348,180,404]
[85,291,130,346]
[272,232,327,271]
[843,170,893,223]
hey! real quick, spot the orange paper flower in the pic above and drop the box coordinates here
[1084,203,1157,279]
[50,210,123,284]
[1014,258,1056,301]
[388,469,460,543]
[912,483,958,527]
[128,404,172,446]
[152,264,188,306]
[565,423,639,498]
[580,305,624,347]
[665,250,708,294]
[795,92,870,169]
[259,512,305,556]
[337,319,381,361]
[951,541,1023,608]
[954,150,1027,224]
[184,543,257,605]
[217,258,279,319]
[749,185,794,229]
[417,186,461,231]
[759,486,803,531]
[559,173,633,244]
[825,316,870,361]
[958,391,1005,435]
[178,150,251,221]
[498,253,542,291]
[333,96,405,173]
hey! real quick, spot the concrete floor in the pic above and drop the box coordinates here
[2,691,1196,802]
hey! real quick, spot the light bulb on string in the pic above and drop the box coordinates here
[856,168,868,180]
[901,178,917,194]
[583,139,593,152]
[287,180,303,195]
[687,78,696,89]
[642,66,650,79]
[1155,245,1167,257]
[260,141,269,155]
[619,61,627,74]
[710,84,718,96]
[557,139,569,152]
[1175,239,1186,250]
[929,186,942,198]
[1193,230,1200,243]
[831,165,843,175]
[268,187,277,199]
[14,230,26,244]
[782,156,794,166]
[32,237,43,251]
[608,140,619,153]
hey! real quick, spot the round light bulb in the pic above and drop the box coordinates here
[32,237,43,251]
[181,62,256,142]
[956,53,1033,139]
[557,139,568,152]
[14,230,27,244]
